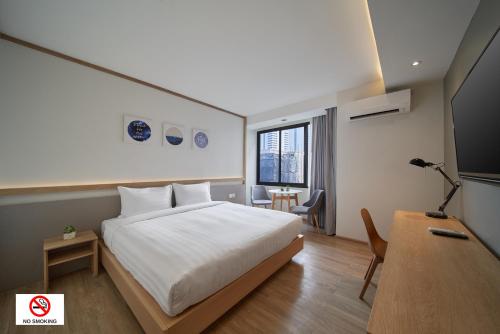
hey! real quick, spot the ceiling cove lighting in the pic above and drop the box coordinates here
[412,60,422,67]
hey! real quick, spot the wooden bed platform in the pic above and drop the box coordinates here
[99,234,304,334]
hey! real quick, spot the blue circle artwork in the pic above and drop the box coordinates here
[194,131,208,148]
[127,120,151,142]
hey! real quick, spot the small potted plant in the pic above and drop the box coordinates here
[286,185,290,191]
[63,225,77,240]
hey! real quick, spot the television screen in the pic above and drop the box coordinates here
[451,28,500,183]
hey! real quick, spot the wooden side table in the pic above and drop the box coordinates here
[268,189,302,212]
[43,230,98,292]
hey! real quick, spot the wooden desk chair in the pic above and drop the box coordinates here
[359,208,388,299]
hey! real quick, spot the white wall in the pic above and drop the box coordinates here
[336,80,444,241]
[247,91,335,128]
[0,39,244,188]
[246,128,258,203]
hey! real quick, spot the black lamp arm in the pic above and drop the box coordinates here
[433,166,461,213]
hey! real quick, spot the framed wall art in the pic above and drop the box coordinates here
[163,123,185,147]
[192,128,209,149]
[124,115,153,144]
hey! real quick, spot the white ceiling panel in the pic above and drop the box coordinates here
[368,0,479,89]
[0,0,382,115]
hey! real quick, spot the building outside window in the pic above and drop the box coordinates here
[257,122,309,188]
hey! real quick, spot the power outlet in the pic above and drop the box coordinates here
[228,193,236,199]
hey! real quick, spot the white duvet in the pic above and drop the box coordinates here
[102,201,302,316]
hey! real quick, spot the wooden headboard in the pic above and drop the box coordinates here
[0,177,244,196]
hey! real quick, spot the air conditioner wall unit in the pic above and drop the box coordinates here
[346,89,411,121]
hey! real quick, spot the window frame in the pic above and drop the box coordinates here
[256,122,309,188]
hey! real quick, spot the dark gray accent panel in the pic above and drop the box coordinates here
[0,184,245,291]
[444,0,500,256]
[210,184,245,204]
[0,196,119,292]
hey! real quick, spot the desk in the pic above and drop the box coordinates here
[268,189,302,212]
[367,211,500,334]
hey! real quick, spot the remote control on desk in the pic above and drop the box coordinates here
[428,227,469,239]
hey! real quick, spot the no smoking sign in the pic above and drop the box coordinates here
[16,294,64,325]
[29,296,51,317]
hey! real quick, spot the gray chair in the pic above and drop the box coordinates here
[291,189,324,232]
[251,185,272,208]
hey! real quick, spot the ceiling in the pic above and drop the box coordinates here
[368,0,479,90]
[0,0,381,116]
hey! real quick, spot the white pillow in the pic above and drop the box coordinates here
[117,185,172,217]
[173,182,211,207]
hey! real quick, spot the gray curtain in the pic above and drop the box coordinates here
[311,107,336,235]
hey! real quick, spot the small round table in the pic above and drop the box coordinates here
[268,189,302,212]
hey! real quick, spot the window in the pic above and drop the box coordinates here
[257,122,309,188]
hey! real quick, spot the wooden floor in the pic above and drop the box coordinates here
[0,229,381,334]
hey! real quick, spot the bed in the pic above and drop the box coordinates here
[100,201,304,333]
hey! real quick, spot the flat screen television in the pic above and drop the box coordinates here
[451,28,500,184]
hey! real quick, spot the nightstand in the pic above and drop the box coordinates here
[43,230,98,292]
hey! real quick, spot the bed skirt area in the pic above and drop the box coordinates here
[99,235,304,334]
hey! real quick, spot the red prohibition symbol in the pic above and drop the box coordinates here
[29,295,51,317]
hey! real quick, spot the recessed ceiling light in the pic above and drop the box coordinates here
[412,60,422,67]
[281,118,287,122]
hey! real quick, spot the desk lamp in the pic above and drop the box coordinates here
[409,158,461,219]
